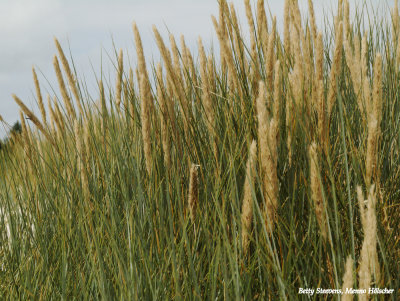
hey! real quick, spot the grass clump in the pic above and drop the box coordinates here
[0,0,399,299]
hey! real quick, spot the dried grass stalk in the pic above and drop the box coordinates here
[309,142,327,239]
[32,67,47,125]
[358,185,380,299]
[157,63,171,170]
[241,140,257,255]
[188,164,199,222]
[139,73,152,175]
[54,38,84,117]
[256,0,267,43]
[265,17,276,91]
[283,0,291,54]
[273,60,281,135]
[341,255,354,301]
[307,0,317,41]
[12,94,54,146]
[257,82,278,231]
[53,56,76,120]
[133,23,154,115]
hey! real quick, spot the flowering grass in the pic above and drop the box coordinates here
[0,0,399,299]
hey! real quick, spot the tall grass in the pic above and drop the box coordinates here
[0,0,398,299]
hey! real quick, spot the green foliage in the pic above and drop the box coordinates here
[0,1,398,299]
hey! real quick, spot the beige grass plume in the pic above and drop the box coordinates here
[286,86,294,164]
[139,73,152,175]
[397,36,400,69]
[229,3,246,73]
[365,54,382,186]
[365,116,378,189]
[316,80,328,154]
[273,60,281,136]
[53,55,76,120]
[132,23,154,115]
[128,68,136,122]
[244,0,260,92]
[98,80,108,149]
[341,255,354,300]
[12,94,55,146]
[156,63,171,170]
[218,0,228,71]
[307,0,317,41]
[244,0,257,68]
[393,0,399,40]
[372,53,382,125]
[358,185,380,299]
[54,38,84,118]
[304,26,313,98]
[153,25,189,136]
[32,67,47,126]
[256,0,267,43]
[290,24,303,104]
[241,140,257,255]
[265,17,276,92]
[169,34,183,85]
[309,142,327,239]
[315,32,324,85]
[283,0,291,55]
[211,15,240,98]
[257,82,278,232]
[188,164,200,222]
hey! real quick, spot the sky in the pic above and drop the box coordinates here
[0,0,389,137]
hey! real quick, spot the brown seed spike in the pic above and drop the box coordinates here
[188,164,200,222]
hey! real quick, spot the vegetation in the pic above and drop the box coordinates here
[0,0,398,299]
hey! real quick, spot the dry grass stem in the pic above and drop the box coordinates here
[241,140,257,255]
[188,164,199,222]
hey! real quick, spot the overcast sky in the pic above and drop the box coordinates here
[0,0,389,137]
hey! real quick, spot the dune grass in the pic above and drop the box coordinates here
[0,0,398,299]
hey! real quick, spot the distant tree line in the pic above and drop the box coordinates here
[0,121,22,150]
